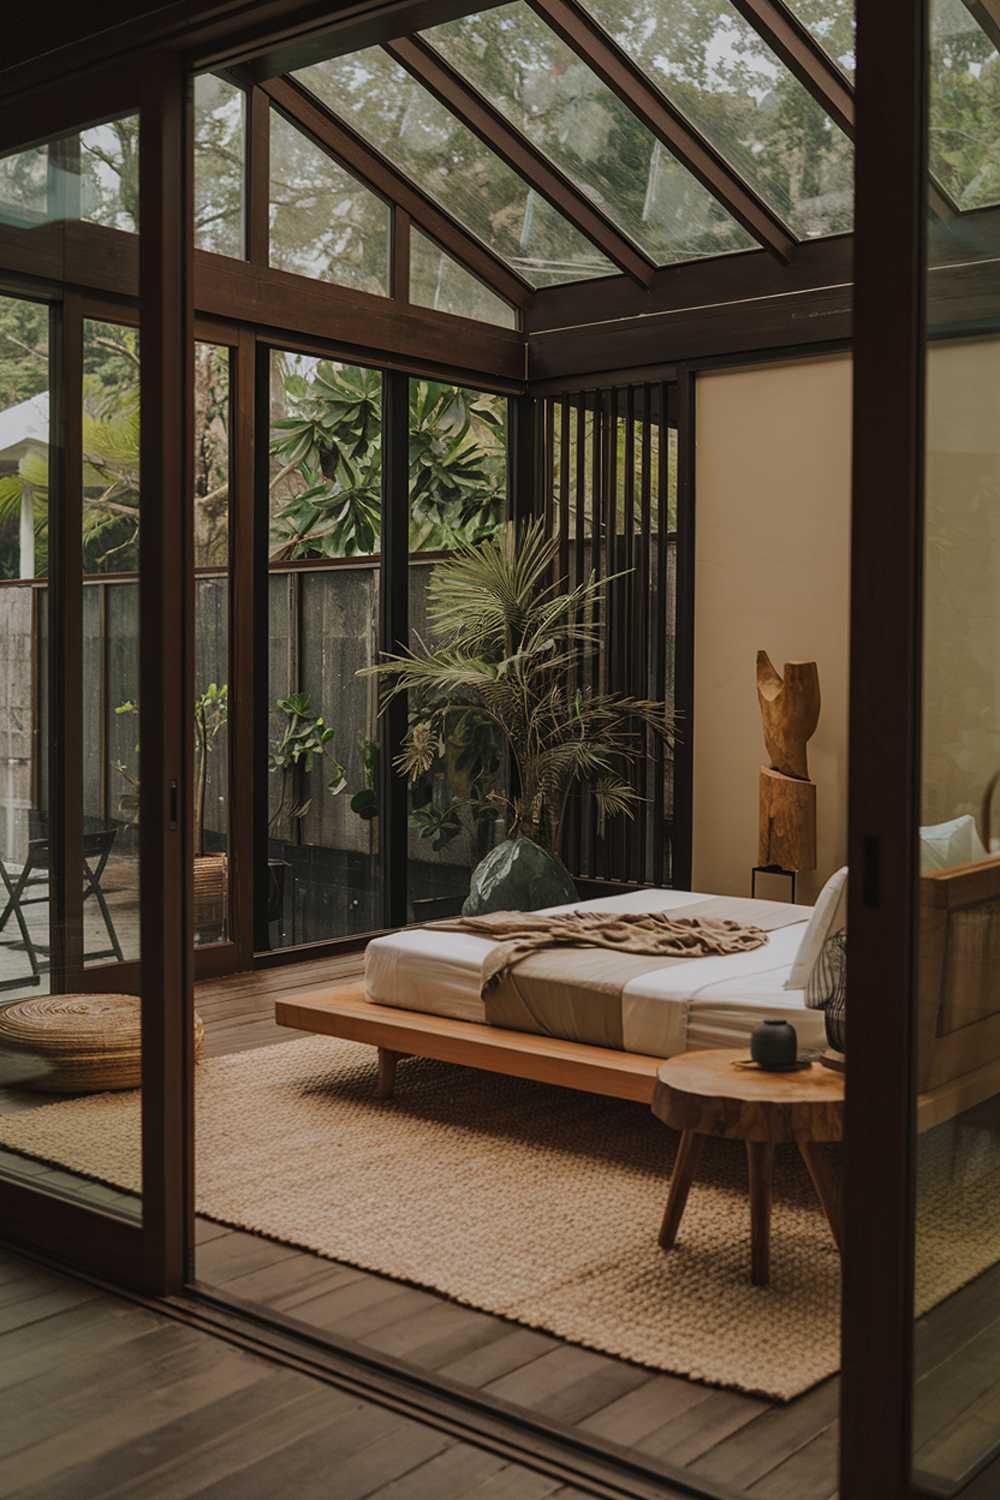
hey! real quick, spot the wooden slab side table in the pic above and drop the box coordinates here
[651,1049,844,1287]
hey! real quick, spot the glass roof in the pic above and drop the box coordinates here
[294,49,616,286]
[422,4,754,265]
[579,0,853,239]
[410,226,518,326]
[784,0,855,77]
[929,0,1000,210]
[269,109,391,294]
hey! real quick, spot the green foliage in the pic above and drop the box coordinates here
[366,519,677,856]
[268,691,347,833]
[268,358,506,560]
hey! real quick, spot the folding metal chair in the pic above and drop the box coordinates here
[0,822,125,991]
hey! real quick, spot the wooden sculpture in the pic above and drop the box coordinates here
[757,651,820,872]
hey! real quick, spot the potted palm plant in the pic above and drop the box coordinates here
[366,519,678,914]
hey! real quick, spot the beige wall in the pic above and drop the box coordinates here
[691,355,852,902]
[923,337,1000,831]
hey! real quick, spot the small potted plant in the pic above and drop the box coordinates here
[266,692,346,931]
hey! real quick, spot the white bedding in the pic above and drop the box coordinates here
[365,887,828,1059]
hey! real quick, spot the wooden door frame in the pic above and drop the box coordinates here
[841,0,927,1494]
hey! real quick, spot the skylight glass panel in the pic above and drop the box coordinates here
[929,0,1000,210]
[423,4,754,266]
[269,109,391,294]
[783,1,855,77]
[580,0,854,239]
[410,226,518,326]
[294,49,615,287]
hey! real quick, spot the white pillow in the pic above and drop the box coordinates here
[785,866,848,992]
[919,814,987,873]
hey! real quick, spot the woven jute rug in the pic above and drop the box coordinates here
[0,1035,995,1401]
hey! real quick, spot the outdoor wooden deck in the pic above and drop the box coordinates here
[2,956,1000,1495]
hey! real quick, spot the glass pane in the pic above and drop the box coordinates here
[265,351,382,949]
[915,26,1000,1484]
[409,379,507,553]
[929,0,1000,210]
[0,294,49,1003]
[425,4,755,265]
[784,0,855,77]
[85,320,141,966]
[194,343,231,947]
[410,226,518,327]
[580,0,854,238]
[269,108,390,294]
[295,50,616,286]
[0,115,140,233]
[406,379,507,920]
[0,139,143,1222]
[194,74,245,257]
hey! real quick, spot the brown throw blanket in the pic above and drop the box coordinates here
[435,908,768,993]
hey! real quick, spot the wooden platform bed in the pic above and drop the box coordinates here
[276,855,1000,1134]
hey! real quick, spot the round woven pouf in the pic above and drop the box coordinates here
[0,994,205,1094]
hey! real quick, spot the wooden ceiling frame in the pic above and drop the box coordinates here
[383,34,655,287]
[260,74,530,309]
[526,0,796,263]
[962,0,1000,53]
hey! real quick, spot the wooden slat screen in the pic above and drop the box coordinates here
[537,381,681,888]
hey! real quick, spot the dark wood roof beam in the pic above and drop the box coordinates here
[383,35,655,287]
[527,0,795,263]
[261,75,530,308]
[963,0,1000,54]
[728,0,854,137]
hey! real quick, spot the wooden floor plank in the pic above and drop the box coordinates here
[746,1422,838,1499]
[691,1378,840,1490]
[15,1368,323,1500]
[485,1346,649,1425]
[193,1399,447,1499]
[638,1387,770,1468]
[579,1372,720,1448]
[194,1229,303,1285]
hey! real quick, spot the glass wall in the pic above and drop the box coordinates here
[265,350,382,948]
[0,117,146,1225]
[0,293,50,1000]
[912,3,1000,1487]
[193,342,231,948]
[406,379,507,920]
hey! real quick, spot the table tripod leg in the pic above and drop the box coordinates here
[799,1142,842,1252]
[659,1129,704,1250]
[746,1141,775,1287]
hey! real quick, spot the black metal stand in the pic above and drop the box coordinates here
[751,863,798,902]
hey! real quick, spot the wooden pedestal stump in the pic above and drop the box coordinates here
[756,651,820,877]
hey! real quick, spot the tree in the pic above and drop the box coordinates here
[268,356,507,559]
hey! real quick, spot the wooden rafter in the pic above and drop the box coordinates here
[527,0,795,263]
[383,35,655,287]
[728,0,854,138]
[963,0,1000,53]
[261,75,531,308]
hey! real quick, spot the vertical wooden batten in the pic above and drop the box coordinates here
[380,370,409,931]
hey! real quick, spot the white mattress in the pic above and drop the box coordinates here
[365,888,827,1059]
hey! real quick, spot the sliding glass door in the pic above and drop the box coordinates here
[0,62,193,1291]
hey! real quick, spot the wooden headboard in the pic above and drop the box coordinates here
[918,855,1000,1093]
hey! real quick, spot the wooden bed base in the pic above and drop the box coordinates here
[275,984,663,1103]
[274,980,1000,1131]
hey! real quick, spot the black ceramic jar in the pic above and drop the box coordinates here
[750,1018,798,1070]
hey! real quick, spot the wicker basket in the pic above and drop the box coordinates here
[0,994,205,1094]
[194,853,229,932]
